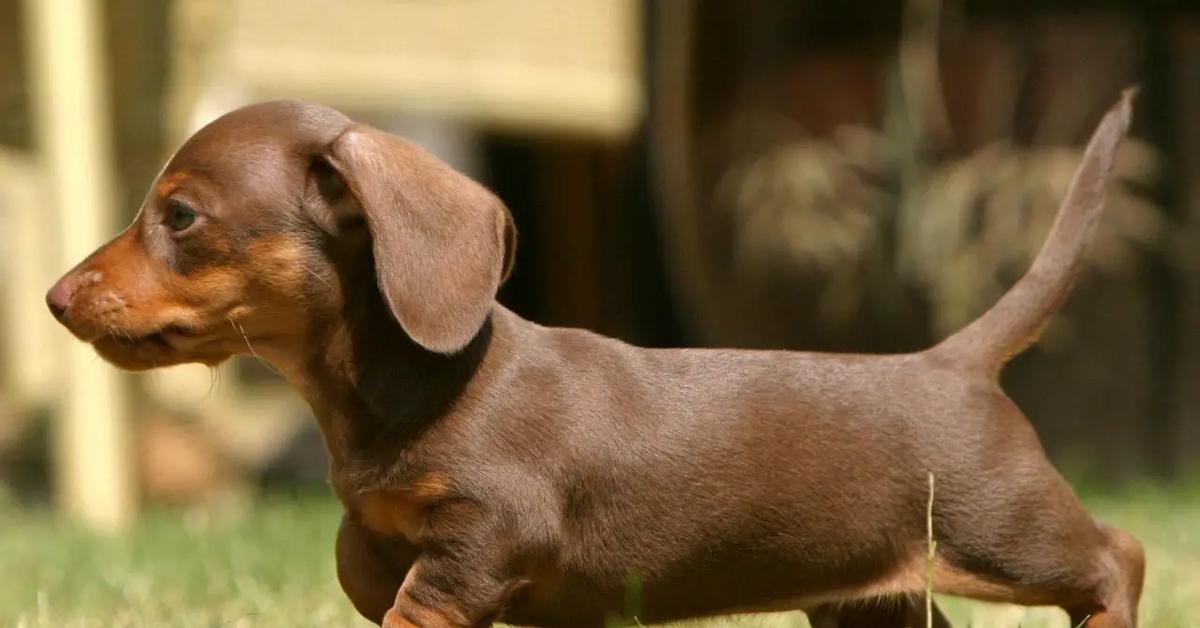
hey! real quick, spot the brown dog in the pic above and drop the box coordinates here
[47,90,1142,628]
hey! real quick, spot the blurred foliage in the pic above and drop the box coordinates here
[714,0,1162,335]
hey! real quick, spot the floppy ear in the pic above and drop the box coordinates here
[320,124,515,354]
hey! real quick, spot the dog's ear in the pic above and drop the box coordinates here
[319,124,516,354]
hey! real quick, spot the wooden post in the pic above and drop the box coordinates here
[24,0,135,528]
[0,153,58,410]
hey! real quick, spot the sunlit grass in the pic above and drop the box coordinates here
[0,496,357,628]
[1,481,1196,627]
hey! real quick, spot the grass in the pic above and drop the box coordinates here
[1,482,1197,627]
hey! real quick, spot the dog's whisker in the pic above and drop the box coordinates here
[228,314,282,377]
[204,365,221,399]
[299,262,335,292]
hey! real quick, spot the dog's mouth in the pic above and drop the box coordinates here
[92,323,229,370]
[102,323,202,348]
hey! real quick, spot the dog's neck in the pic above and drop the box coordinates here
[273,259,494,486]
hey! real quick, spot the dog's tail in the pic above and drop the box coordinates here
[929,88,1135,376]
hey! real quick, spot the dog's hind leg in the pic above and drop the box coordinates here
[1063,524,1145,628]
[930,462,1144,628]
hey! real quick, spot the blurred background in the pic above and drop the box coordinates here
[0,0,1197,626]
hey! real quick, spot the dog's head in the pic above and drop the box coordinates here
[46,101,516,370]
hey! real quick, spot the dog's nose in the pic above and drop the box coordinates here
[46,275,78,321]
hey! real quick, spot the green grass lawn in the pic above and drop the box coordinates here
[2,482,1197,627]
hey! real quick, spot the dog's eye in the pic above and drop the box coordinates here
[165,202,197,232]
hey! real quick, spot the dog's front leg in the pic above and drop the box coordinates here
[380,551,523,628]
[379,507,525,628]
[336,515,419,624]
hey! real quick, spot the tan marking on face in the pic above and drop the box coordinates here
[61,224,268,367]
[155,171,191,198]
[58,230,164,337]
[246,235,325,299]
[409,473,450,501]
[172,264,247,309]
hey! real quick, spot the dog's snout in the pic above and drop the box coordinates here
[46,274,78,321]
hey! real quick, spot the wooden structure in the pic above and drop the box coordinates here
[20,0,134,529]
[169,0,642,139]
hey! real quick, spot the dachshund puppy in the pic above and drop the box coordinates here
[47,91,1142,627]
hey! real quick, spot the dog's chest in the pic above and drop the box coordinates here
[354,490,426,540]
[346,473,449,541]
